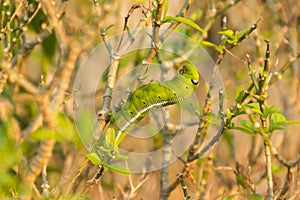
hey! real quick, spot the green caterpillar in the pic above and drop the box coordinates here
[111,64,200,145]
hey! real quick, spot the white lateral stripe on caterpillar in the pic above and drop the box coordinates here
[114,97,183,143]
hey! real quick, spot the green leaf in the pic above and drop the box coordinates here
[232,126,256,136]
[235,85,245,103]
[163,0,169,18]
[76,109,96,145]
[246,194,264,200]
[215,45,224,53]
[105,24,115,32]
[101,66,110,82]
[114,154,128,161]
[218,30,235,39]
[226,108,233,122]
[236,23,257,41]
[2,85,16,109]
[219,30,240,45]
[41,32,56,59]
[205,82,210,94]
[223,194,264,200]
[223,194,236,200]
[270,113,286,125]
[190,9,203,21]
[269,113,300,132]
[98,146,112,153]
[263,105,281,117]
[104,128,116,149]
[206,112,218,125]
[30,127,56,141]
[86,152,102,165]
[107,164,130,176]
[152,8,157,19]
[161,16,206,34]
[55,113,76,142]
[199,41,218,49]
[245,103,263,116]
[272,163,285,174]
[240,120,258,133]
[0,119,21,166]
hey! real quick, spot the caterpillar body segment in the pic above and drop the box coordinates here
[111,64,200,145]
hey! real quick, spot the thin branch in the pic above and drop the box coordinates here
[117,4,147,51]
[160,0,194,41]
[196,154,214,200]
[22,1,77,196]
[264,142,274,200]
[22,98,56,189]
[101,28,115,56]
[97,5,152,130]
[0,64,39,94]
[125,172,149,199]
[187,88,211,162]
[80,165,105,197]
[162,0,243,67]
[41,166,50,197]
[97,28,119,130]
[257,41,273,200]
[0,22,53,95]
[189,89,225,162]
[189,51,226,162]
[178,173,190,200]
[165,89,225,195]
[10,24,53,69]
[115,0,196,110]
[275,166,294,200]
[82,3,153,197]
[0,71,8,94]
[160,128,174,200]
[50,157,89,198]
[160,65,174,200]
[117,0,166,106]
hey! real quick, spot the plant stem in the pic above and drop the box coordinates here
[264,141,274,200]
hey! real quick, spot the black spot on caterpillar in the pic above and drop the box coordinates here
[111,64,200,145]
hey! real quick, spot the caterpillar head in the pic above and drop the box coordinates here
[179,64,200,89]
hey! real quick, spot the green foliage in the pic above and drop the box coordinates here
[106,164,130,176]
[30,113,79,143]
[112,64,199,145]
[161,16,206,34]
[189,9,203,21]
[233,120,257,136]
[163,0,169,18]
[200,23,257,54]
[271,163,285,174]
[87,128,130,176]
[223,194,264,200]
[228,102,300,135]
[0,120,21,197]
[235,85,246,104]
[219,24,257,46]
[41,32,57,60]
[86,152,102,165]
[30,127,56,140]
[76,110,95,146]
[269,113,300,132]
